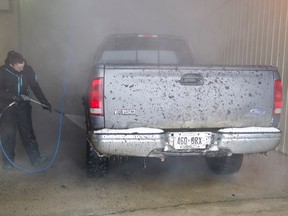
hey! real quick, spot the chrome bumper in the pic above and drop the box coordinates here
[89,127,281,158]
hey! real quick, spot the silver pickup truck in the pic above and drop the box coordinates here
[82,34,283,178]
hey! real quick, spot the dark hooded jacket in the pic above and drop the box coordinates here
[0,63,49,112]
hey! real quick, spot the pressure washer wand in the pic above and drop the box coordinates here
[29,98,45,107]
[20,95,85,129]
[21,95,63,114]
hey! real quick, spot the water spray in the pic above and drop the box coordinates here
[25,95,85,130]
[22,95,85,129]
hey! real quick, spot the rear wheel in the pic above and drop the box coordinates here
[205,154,243,175]
[87,141,108,178]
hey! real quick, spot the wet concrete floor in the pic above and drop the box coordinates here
[0,109,288,216]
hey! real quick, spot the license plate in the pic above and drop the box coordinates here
[169,132,212,150]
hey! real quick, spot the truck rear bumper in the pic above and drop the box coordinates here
[89,127,281,158]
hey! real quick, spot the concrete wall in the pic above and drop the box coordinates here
[0,0,19,63]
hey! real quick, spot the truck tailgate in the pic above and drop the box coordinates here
[104,65,275,129]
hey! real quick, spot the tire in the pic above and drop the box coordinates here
[86,141,108,178]
[205,154,243,175]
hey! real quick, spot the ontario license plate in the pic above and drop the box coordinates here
[170,132,212,150]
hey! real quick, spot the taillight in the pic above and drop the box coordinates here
[273,79,282,115]
[89,78,104,116]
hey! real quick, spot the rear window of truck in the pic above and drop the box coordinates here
[96,35,194,65]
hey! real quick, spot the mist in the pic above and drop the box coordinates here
[0,0,286,175]
[12,0,288,180]
[17,0,228,114]
[1,1,288,215]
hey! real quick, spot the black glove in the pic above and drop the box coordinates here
[41,100,52,112]
[13,95,25,103]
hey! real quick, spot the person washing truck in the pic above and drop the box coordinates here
[0,51,52,170]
